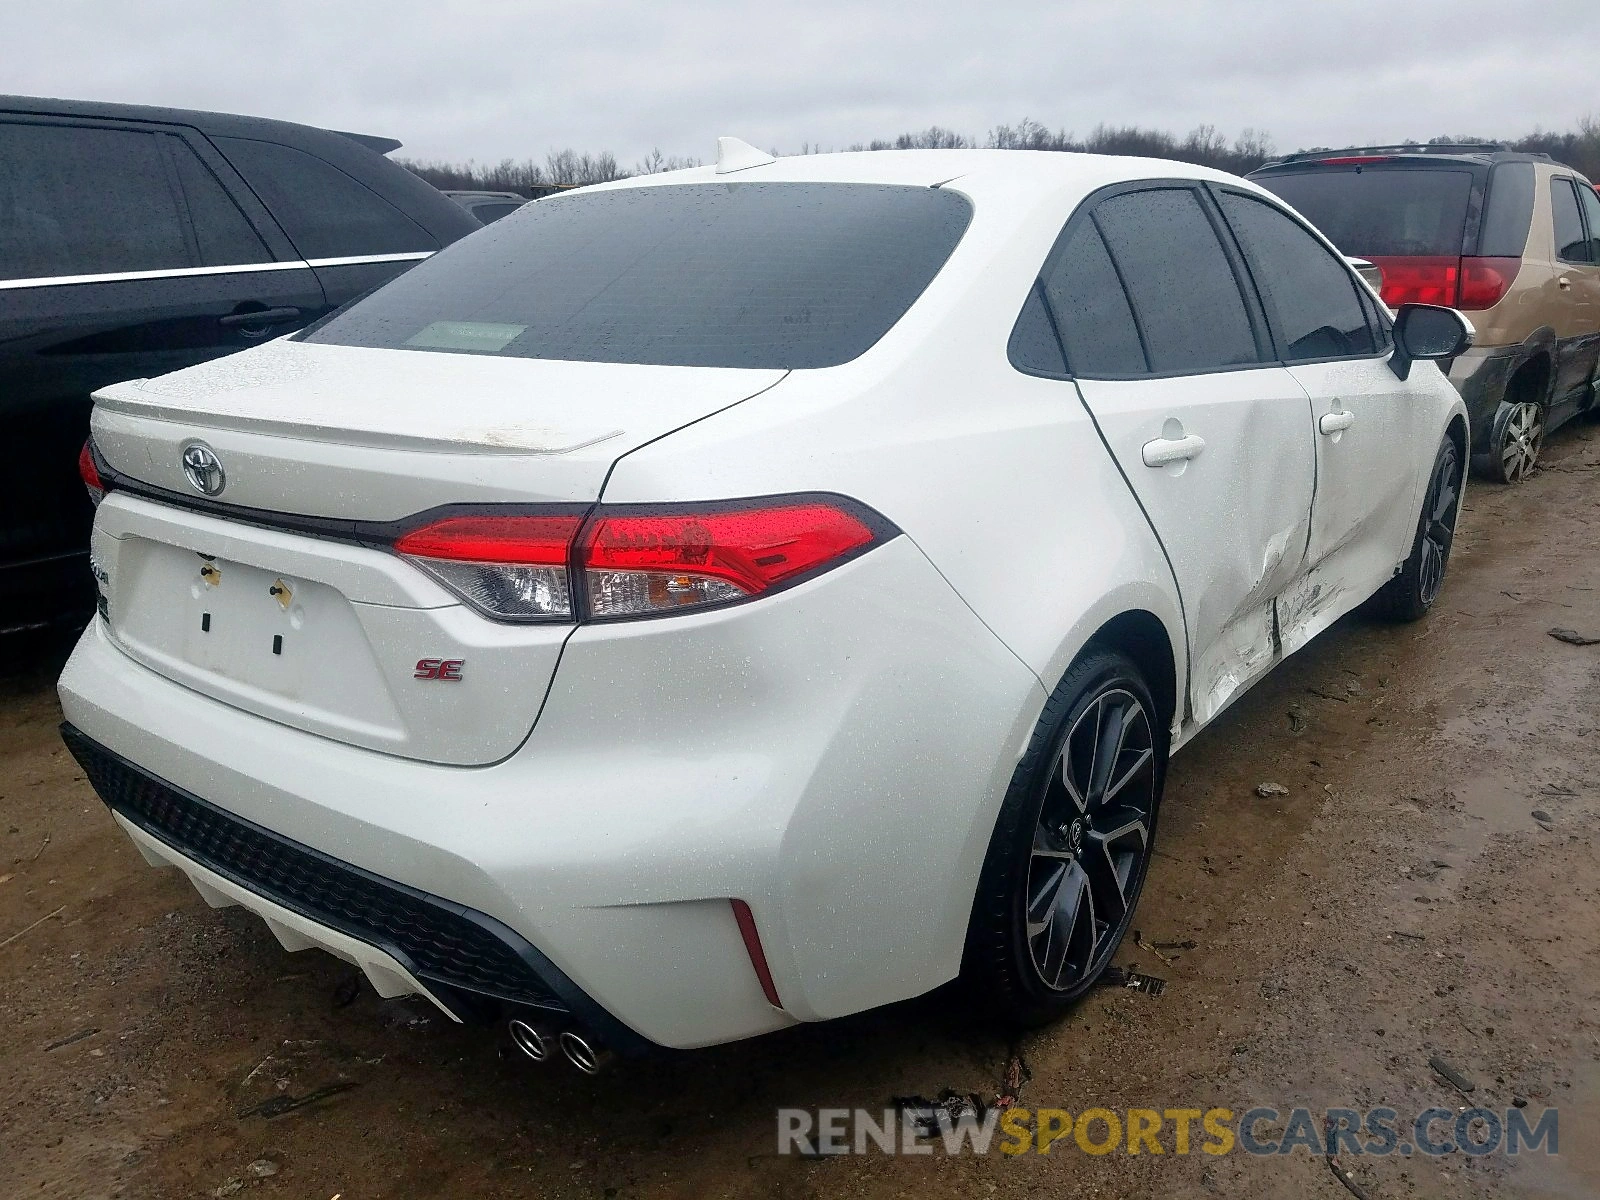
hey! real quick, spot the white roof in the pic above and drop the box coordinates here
[588,146,1250,204]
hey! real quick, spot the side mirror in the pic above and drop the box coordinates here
[1390,303,1474,380]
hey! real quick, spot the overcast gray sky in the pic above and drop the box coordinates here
[6,0,1596,167]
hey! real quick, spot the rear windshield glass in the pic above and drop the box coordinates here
[1255,168,1474,257]
[302,182,973,369]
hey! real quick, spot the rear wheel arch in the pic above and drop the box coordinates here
[1445,412,1469,464]
[1507,353,1551,407]
[1086,609,1179,742]
[962,634,1169,1023]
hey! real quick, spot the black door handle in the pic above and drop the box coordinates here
[219,306,302,328]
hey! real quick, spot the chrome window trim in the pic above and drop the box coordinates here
[0,251,433,291]
[304,251,433,268]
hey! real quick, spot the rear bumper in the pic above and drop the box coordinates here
[58,536,1045,1048]
[61,725,635,1034]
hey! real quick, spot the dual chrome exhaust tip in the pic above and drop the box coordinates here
[506,1018,613,1074]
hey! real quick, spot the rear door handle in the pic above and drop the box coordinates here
[1319,409,1356,435]
[1559,277,1573,290]
[1141,433,1206,467]
[219,306,302,328]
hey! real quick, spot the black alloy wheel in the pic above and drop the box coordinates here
[1024,686,1157,993]
[1370,434,1462,622]
[964,647,1167,1026]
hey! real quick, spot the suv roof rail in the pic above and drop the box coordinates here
[1263,142,1511,166]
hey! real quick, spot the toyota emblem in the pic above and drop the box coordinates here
[181,443,226,496]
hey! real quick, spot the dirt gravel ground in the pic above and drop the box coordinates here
[3,423,1598,1200]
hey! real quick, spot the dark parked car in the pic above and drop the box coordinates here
[441,189,529,224]
[0,96,479,633]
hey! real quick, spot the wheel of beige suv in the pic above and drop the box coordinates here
[1484,396,1545,484]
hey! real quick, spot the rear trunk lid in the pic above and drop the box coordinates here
[89,339,785,765]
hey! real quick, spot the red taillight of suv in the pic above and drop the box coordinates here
[1374,257,1459,308]
[1456,257,1520,310]
[392,497,891,622]
[1373,255,1519,311]
[78,440,105,506]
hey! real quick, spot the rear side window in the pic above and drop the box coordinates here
[1257,168,1474,257]
[1480,162,1535,257]
[1092,188,1261,373]
[1218,191,1375,361]
[0,121,189,279]
[1551,178,1590,263]
[215,136,434,258]
[305,182,973,369]
[165,137,270,266]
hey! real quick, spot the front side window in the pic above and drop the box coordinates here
[1550,178,1589,263]
[1576,182,1600,264]
[305,182,974,369]
[0,121,189,280]
[1091,188,1261,373]
[1218,191,1376,361]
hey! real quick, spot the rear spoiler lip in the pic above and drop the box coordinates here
[331,129,402,155]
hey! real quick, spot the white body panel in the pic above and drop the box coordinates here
[1072,368,1315,723]
[60,148,1468,1048]
[1279,357,1442,652]
[61,534,1044,1048]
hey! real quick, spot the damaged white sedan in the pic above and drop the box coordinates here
[60,141,1469,1060]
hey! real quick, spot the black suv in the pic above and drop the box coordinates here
[0,96,479,632]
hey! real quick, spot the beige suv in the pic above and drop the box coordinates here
[1251,145,1600,481]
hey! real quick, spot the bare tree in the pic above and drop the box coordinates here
[399,115,1600,198]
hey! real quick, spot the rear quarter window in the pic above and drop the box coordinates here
[303,182,973,369]
[215,136,435,259]
[1037,219,1147,376]
[1256,167,1475,257]
[1479,162,1535,257]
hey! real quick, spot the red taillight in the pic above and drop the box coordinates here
[78,440,105,506]
[1370,254,1517,311]
[1373,256,1460,308]
[392,513,583,564]
[1314,155,1396,166]
[1456,256,1520,310]
[580,501,878,619]
[391,497,888,622]
[394,512,585,621]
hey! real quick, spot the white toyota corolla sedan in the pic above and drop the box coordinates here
[59,141,1471,1062]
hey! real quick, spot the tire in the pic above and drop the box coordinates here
[1370,435,1462,623]
[963,647,1166,1027]
[1480,395,1544,483]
